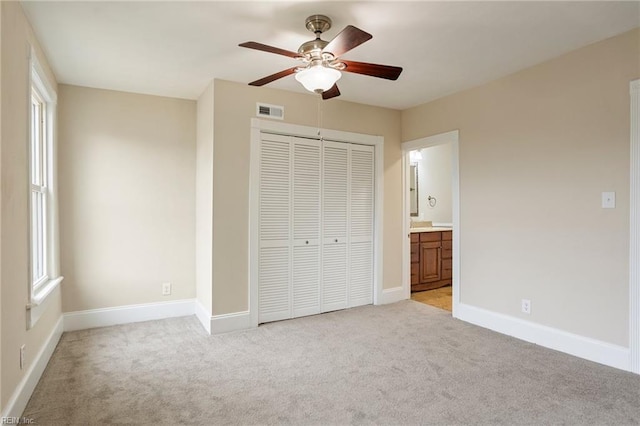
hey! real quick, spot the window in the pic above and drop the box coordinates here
[28,53,62,328]
[31,87,48,291]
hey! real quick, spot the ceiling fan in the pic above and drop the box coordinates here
[239,14,403,100]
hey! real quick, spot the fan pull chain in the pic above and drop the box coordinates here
[317,94,324,141]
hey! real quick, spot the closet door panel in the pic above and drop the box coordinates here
[321,142,348,312]
[322,243,348,312]
[349,146,374,306]
[258,135,291,323]
[350,147,374,242]
[292,139,321,317]
[260,137,291,242]
[322,143,348,243]
[259,246,291,323]
[293,140,321,241]
[349,241,373,306]
[293,245,320,317]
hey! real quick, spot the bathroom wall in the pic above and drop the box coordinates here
[416,144,453,224]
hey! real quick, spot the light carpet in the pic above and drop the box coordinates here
[24,301,640,425]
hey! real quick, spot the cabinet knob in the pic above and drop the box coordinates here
[334,239,338,243]
[305,241,309,244]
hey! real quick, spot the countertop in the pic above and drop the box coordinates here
[410,227,453,233]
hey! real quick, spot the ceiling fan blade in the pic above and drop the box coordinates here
[322,25,372,58]
[239,41,301,59]
[341,60,403,80]
[322,84,341,100]
[248,67,298,86]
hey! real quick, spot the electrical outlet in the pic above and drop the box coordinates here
[162,282,171,296]
[20,345,25,370]
[602,191,616,209]
[521,299,531,314]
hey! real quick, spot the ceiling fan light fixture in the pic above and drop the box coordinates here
[295,65,341,93]
[239,14,402,100]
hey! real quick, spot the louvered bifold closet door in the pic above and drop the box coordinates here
[292,138,322,317]
[321,141,349,313]
[258,134,292,323]
[349,145,374,307]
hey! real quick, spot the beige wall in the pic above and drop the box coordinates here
[211,79,402,315]
[416,144,453,224]
[58,85,197,312]
[0,1,61,410]
[196,81,214,314]
[0,2,3,407]
[402,28,640,346]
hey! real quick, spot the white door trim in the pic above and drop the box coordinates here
[630,79,640,374]
[401,130,460,315]
[249,118,384,327]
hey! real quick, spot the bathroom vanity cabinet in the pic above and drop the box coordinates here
[410,229,452,292]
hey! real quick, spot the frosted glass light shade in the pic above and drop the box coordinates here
[295,66,341,93]
[410,150,423,164]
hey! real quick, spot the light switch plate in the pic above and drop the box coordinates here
[602,192,616,209]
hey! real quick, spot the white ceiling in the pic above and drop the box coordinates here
[21,1,640,110]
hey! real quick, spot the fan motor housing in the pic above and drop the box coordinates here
[298,39,329,57]
[299,15,333,59]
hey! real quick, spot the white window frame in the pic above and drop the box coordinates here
[31,87,48,290]
[27,51,62,329]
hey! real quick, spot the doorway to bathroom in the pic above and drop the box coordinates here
[402,131,460,316]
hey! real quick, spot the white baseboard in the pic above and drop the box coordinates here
[210,311,252,334]
[378,286,406,305]
[456,303,631,371]
[195,300,212,334]
[62,299,253,335]
[63,299,196,332]
[1,316,63,418]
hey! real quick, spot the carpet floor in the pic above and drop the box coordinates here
[24,301,640,425]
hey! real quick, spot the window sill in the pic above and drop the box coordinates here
[27,276,63,329]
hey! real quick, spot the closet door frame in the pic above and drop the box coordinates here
[249,118,384,328]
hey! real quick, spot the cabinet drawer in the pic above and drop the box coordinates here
[442,231,452,241]
[442,240,452,259]
[410,233,419,243]
[411,273,419,285]
[419,232,441,242]
[442,259,452,279]
[411,263,419,284]
[411,243,419,263]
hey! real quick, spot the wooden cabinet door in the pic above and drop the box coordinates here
[420,241,441,283]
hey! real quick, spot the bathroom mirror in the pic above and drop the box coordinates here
[410,164,418,216]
